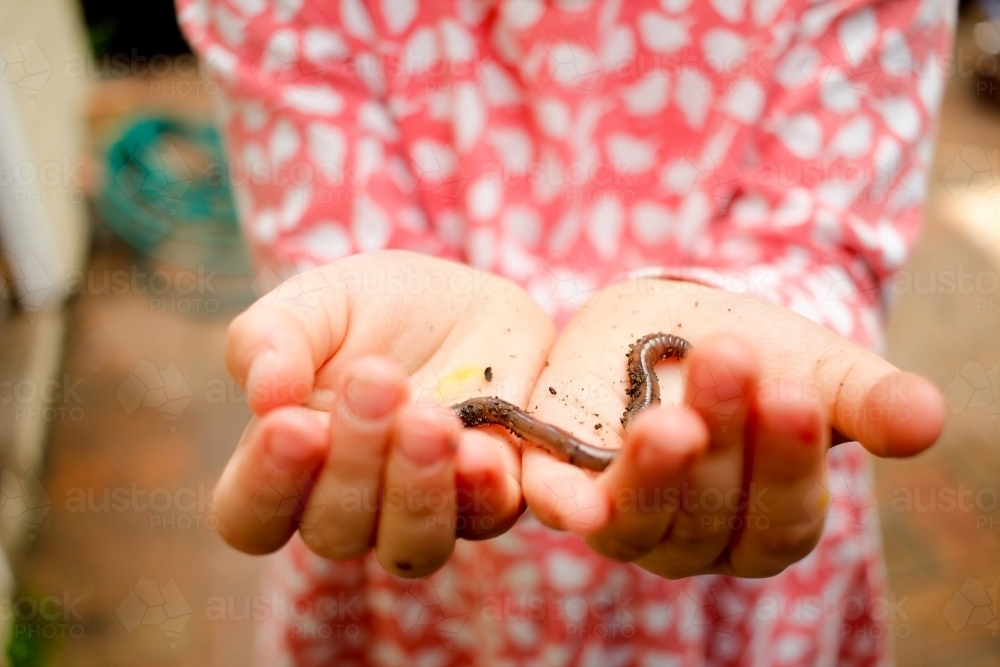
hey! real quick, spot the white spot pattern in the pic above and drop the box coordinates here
[173,0,954,663]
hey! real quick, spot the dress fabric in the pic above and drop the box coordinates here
[176,0,954,665]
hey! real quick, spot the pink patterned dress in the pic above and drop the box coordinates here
[177,0,954,664]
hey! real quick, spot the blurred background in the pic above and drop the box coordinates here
[0,0,996,665]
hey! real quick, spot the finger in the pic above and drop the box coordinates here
[515,333,625,536]
[586,406,708,562]
[685,335,758,451]
[651,336,757,569]
[375,407,461,579]
[455,429,524,540]
[226,268,345,414]
[298,356,409,560]
[214,407,330,555]
[521,449,609,535]
[821,348,946,457]
[728,393,828,578]
[404,303,552,541]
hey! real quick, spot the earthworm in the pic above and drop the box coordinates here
[452,333,690,472]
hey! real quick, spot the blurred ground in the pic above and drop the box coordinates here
[875,22,1000,666]
[14,244,260,665]
[8,74,266,666]
[5,17,1000,667]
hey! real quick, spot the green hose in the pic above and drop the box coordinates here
[97,117,250,275]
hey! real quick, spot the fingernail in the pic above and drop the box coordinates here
[398,415,454,466]
[636,410,705,469]
[772,407,820,445]
[345,373,398,421]
[638,435,668,469]
[635,438,677,470]
[267,429,317,469]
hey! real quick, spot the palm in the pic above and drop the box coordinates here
[527,278,941,458]
[518,278,945,578]
[230,251,554,414]
[216,251,554,574]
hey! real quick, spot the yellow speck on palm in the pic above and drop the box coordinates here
[434,365,483,401]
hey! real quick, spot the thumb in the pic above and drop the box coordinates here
[226,268,346,414]
[820,346,945,458]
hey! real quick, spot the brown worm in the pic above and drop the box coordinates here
[452,333,691,472]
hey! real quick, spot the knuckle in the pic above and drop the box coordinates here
[216,516,276,556]
[766,459,818,487]
[668,511,730,549]
[300,526,371,561]
[753,521,822,563]
[586,533,655,563]
[333,435,390,472]
[634,552,708,580]
[458,511,518,541]
[740,560,791,579]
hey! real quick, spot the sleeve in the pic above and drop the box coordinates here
[641,0,956,352]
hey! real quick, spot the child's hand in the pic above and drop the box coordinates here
[213,251,554,578]
[520,278,945,579]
